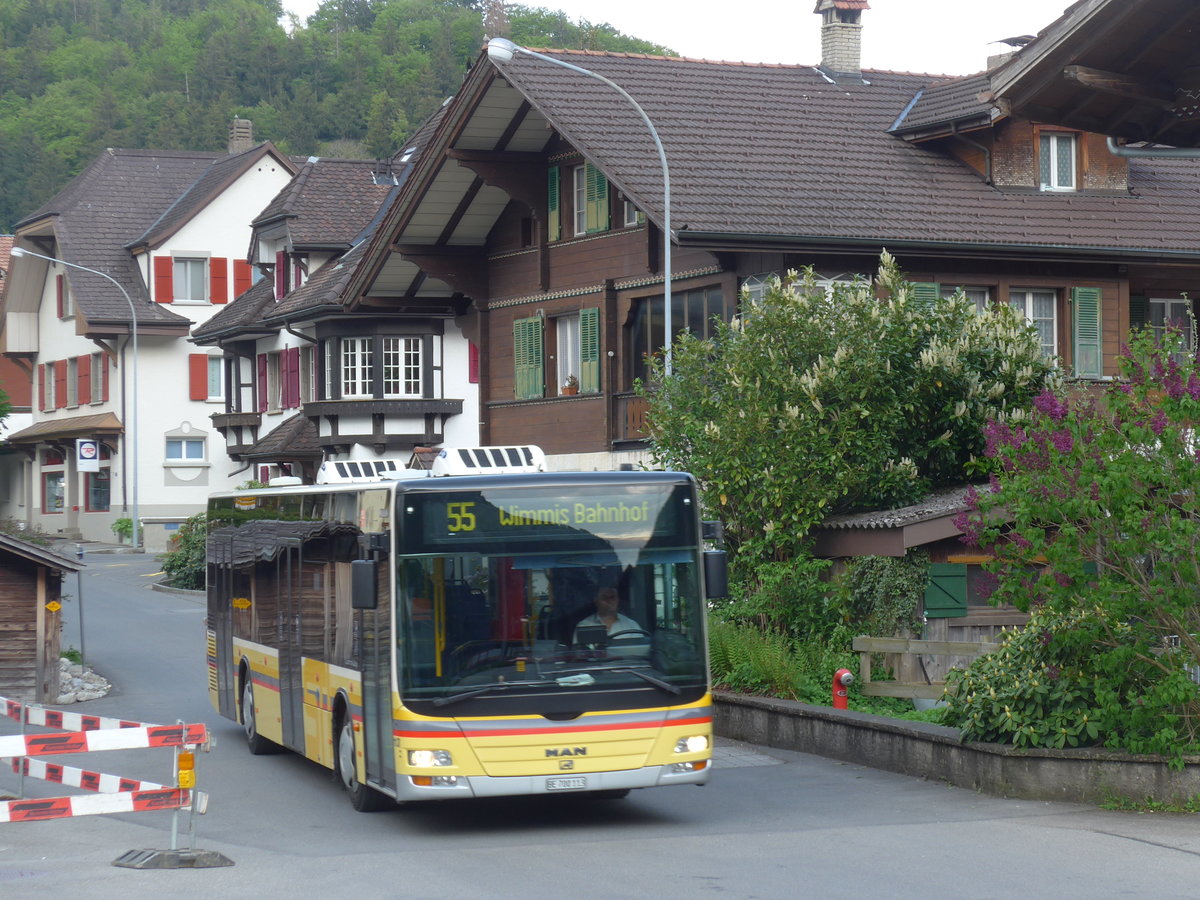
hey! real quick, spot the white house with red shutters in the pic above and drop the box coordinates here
[0,128,296,549]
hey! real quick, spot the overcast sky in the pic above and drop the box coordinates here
[282,0,1065,76]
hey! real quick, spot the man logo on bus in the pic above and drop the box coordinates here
[545,747,587,757]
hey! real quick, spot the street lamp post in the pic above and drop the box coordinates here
[486,37,674,373]
[11,247,140,551]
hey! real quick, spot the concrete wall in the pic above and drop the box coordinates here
[714,692,1200,804]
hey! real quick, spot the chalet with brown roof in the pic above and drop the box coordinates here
[330,3,1200,472]
[0,125,297,548]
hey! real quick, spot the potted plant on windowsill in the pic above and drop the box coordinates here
[562,374,579,396]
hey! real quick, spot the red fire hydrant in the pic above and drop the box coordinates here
[832,668,854,710]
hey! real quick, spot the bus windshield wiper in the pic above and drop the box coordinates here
[432,679,556,707]
[558,665,682,695]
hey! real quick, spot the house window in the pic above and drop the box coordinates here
[623,199,641,227]
[266,351,282,411]
[1150,298,1194,360]
[173,258,208,302]
[166,438,205,461]
[57,274,73,319]
[573,165,588,236]
[941,285,991,313]
[556,314,581,393]
[90,352,105,403]
[382,337,422,398]
[300,346,317,403]
[1009,289,1058,359]
[340,337,374,397]
[207,356,224,401]
[740,273,777,306]
[628,285,730,385]
[1039,133,1077,192]
[43,362,56,410]
[42,472,65,514]
[86,468,110,512]
[66,357,78,407]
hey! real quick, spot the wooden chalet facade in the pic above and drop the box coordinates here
[333,3,1200,470]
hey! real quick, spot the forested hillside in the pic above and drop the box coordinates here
[0,0,674,230]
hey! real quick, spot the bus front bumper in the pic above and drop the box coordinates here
[392,760,711,801]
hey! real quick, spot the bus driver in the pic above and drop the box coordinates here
[574,587,642,642]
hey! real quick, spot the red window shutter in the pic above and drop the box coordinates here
[189,354,209,400]
[153,256,174,303]
[469,342,480,384]
[233,259,252,297]
[102,355,109,401]
[210,257,228,304]
[274,251,287,300]
[287,347,301,408]
[257,353,268,411]
[56,275,64,318]
[54,360,67,408]
[78,354,91,404]
[38,365,46,411]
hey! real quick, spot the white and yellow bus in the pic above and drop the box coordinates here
[205,448,725,810]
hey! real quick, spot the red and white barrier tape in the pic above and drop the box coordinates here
[0,722,207,759]
[11,756,167,792]
[0,788,200,823]
[4,699,145,732]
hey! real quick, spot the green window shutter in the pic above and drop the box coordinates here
[1129,294,1148,332]
[911,282,940,310]
[585,163,609,234]
[579,307,601,393]
[547,166,561,242]
[924,563,967,618]
[1072,286,1102,378]
[513,317,544,400]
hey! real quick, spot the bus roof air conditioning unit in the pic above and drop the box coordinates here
[316,457,415,484]
[430,446,546,477]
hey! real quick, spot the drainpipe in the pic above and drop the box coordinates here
[1107,137,1200,158]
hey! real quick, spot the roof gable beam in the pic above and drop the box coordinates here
[390,245,488,300]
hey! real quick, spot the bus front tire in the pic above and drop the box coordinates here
[336,716,393,812]
[242,680,279,756]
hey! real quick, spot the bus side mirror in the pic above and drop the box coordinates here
[351,559,378,610]
[703,550,728,601]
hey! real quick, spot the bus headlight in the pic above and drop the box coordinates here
[408,749,454,767]
[674,735,709,754]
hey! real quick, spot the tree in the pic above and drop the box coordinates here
[640,252,1054,570]
[954,327,1200,762]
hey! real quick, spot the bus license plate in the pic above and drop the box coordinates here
[546,776,587,791]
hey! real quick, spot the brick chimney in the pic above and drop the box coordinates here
[814,0,870,77]
[228,118,254,155]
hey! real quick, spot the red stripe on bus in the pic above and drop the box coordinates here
[394,715,711,740]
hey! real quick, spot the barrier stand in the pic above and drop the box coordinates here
[0,697,233,869]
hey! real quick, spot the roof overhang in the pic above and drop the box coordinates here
[991,0,1200,146]
[5,412,124,445]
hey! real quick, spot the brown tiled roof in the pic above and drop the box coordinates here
[492,50,1200,258]
[890,73,992,135]
[266,238,370,320]
[14,149,223,329]
[243,413,321,461]
[817,485,975,531]
[253,158,393,249]
[191,276,276,342]
[134,143,294,249]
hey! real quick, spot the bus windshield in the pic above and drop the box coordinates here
[396,480,707,714]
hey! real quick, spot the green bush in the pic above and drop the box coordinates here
[709,620,801,698]
[158,513,207,590]
[719,554,833,640]
[833,550,929,639]
[110,517,133,541]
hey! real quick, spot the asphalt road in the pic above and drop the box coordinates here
[2,553,1199,899]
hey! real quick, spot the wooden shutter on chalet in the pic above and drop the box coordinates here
[1072,287,1102,379]
[257,353,269,411]
[468,342,480,385]
[585,163,609,234]
[275,251,287,300]
[78,354,91,405]
[579,307,600,393]
[188,354,209,400]
[210,258,228,303]
[1129,294,1148,333]
[513,317,544,400]
[56,275,64,318]
[153,256,174,303]
[547,167,561,242]
[911,282,940,310]
[38,365,46,411]
[54,360,67,409]
[285,347,301,409]
[924,562,968,618]
[233,259,253,297]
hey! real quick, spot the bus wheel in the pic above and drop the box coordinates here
[242,680,279,756]
[336,715,392,812]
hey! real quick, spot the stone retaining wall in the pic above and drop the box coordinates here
[714,691,1200,804]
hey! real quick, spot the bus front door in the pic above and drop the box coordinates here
[277,538,305,752]
[360,551,395,791]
